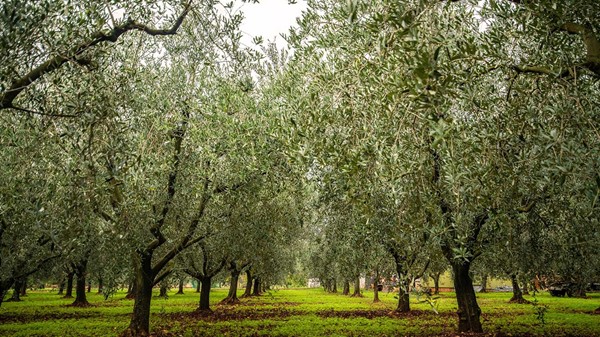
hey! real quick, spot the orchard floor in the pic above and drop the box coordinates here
[0,288,599,337]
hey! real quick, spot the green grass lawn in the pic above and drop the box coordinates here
[1,287,599,336]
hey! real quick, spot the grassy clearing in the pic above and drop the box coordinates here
[0,288,598,336]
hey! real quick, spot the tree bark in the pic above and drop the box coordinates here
[480,274,488,293]
[196,279,201,293]
[57,278,65,295]
[7,279,23,302]
[221,268,240,304]
[97,278,103,294]
[509,274,528,303]
[242,270,253,298]
[72,260,89,306]
[522,278,529,295]
[397,279,410,312]
[252,277,261,296]
[176,278,184,295]
[452,262,483,333]
[198,276,212,311]
[20,278,27,296]
[87,280,92,293]
[125,254,154,336]
[373,270,380,303]
[64,271,74,298]
[351,276,363,297]
[342,280,350,295]
[330,279,337,293]
[158,284,169,298]
[433,272,441,295]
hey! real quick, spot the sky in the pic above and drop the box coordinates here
[238,0,307,49]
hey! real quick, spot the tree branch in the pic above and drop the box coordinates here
[0,1,193,110]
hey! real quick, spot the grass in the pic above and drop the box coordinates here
[0,287,599,336]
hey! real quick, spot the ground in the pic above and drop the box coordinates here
[0,288,599,336]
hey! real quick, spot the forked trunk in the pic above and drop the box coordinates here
[198,276,212,311]
[452,262,483,333]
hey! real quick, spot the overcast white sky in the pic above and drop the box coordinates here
[238,0,307,48]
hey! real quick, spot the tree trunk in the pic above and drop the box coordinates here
[72,260,89,306]
[0,280,14,307]
[198,276,212,312]
[479,274,488,293]
[7,279,23,302]
[64,272,74,298]
[433,272,440,295]
[397,279,410,312]
[242,270,252,298]
[342,280,350,295]
[158,284,168,298]
[57,278,65,295]
[87,280,91,293]
[196,279,201,293]
[125,254,154,337]
[452,262,483,333]
[221,269,240,304]
[373,270,380,303]
[330,279,337,293]
[252,277,261,296]
[176,278,184,295]
[522,279,530,295]
[509,274,528,303]
[126,281,136,299]
[20,278,27,296]
[351,276,363,297]
[97,278,103,294]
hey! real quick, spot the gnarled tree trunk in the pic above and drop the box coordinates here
[7,279,23,302]
[342,280,350,295]
[452,262,483,333]
[72,259,90,306]
[221,265,241,305]
[479,274,488,293]
[125,254,154,336]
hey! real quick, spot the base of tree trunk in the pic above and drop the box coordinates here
[194,308,214,316]
[69,301,92,307]
[373,298,380,303]
[62,295,74,299]
[220,297,240,305]
[125,293,135,300]
[594,307,600,314]
[508,297,531,304]
[350,293,364,298]
[5,298,22,302]
[175,291,184,295]
[119,327,150,337]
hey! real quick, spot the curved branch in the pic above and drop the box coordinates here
[0,1,192,110]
